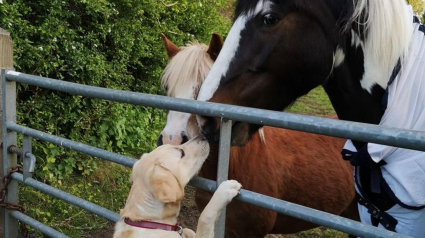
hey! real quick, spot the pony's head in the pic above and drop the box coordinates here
[157,33,223,146]
[197,0,412,146]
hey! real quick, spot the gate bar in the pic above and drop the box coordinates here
[5,71,425,152]
[11,173,120,222]
[4,71,415,238]
[189,177,411,238]
[10,211,70,238]
[7,120,407,237]
[6,122,137,168]
[215,119,232,238]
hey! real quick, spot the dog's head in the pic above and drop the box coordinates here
[121,135,209,220]
[144,134,209,203]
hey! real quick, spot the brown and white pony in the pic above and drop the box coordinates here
[158,33,358,238]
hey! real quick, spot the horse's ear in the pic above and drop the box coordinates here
[161,33,180,59]
[207,33,223,61]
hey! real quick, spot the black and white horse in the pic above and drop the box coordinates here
[196,0,425,236]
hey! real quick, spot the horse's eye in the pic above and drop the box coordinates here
[263,14,279,27]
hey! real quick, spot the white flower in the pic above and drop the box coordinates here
[38,46,43,51]
[71,46,76,50]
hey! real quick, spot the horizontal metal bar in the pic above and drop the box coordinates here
[4,71,416,238]
[6,70,425,152]
[189,177,411,238]
[6,122,137,168]
[10,211,70,238]
[11,173,120,223]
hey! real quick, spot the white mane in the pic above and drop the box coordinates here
[161,42,213,99]
[349,0,413,91]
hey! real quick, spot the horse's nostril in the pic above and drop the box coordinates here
[156,134,164,147]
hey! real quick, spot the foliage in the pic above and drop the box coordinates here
[407,0,425,16]
[0,0,231,236]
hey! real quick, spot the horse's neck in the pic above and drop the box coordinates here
[323,33,386,126]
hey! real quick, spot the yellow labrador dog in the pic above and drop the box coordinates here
[113,135,242,238]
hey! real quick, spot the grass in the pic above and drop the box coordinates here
[288,86,335,117]
[19,160,132,237]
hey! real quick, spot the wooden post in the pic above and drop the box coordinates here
[0,28,18,238]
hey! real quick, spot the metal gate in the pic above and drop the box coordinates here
[1,69,422,238]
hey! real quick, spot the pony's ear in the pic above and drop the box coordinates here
[150,165,184,203]
[161,33,180,59]
[207,33,223,61]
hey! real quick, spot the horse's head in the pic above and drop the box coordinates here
[197,0,412,146]
[157,33,223,146]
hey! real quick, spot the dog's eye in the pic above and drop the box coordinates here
[179,149,185,158]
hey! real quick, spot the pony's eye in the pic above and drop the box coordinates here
[179,149,185,158]
[263,14,280,27]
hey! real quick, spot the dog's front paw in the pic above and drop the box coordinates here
[214,180,242,204]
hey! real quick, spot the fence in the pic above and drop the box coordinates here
[1,33,422,238]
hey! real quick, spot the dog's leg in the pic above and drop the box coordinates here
[195,180,242,238]
[183,228,196,238]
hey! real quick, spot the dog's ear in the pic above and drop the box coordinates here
[150,165,184,203]
[161,33,180,59]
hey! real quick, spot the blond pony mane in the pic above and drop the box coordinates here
[349,0,412,90]
[161,42,214,99]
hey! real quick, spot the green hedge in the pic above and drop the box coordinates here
[0,0,230,180]
[0,0,231,236]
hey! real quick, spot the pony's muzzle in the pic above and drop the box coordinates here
[156,131,189,147]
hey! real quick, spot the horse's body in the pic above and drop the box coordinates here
[159,34,358,238]
[199,127,356,237]
[196,0,425,236]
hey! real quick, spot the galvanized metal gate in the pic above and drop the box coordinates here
[1,69,422,238]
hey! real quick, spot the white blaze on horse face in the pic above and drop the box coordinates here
[197,0,267,102]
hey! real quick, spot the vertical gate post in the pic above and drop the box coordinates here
[215,118,232,238]
[0,28,18,238]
